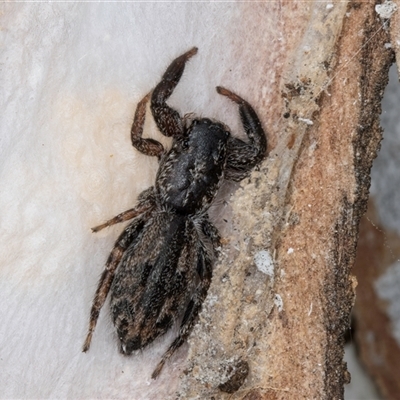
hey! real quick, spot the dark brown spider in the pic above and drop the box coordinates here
[82,47,267,379]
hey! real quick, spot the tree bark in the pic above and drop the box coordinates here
[352,2,400,399]
[176,2,394,399]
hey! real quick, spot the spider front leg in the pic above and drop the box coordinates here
[151,47,198,138]
[216,86,267,181]
[130,93,165,159]
[83,215,147,352]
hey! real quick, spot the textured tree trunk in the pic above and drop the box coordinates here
[352,2,400,399]
[176,2,394,399]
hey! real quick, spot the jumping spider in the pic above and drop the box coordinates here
[83,47,267,379]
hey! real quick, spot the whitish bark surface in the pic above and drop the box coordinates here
[0,2,393,399]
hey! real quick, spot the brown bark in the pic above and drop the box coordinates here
[175,2,394,399]
[351,3,400,398]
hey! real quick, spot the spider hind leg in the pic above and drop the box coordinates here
[151,243,212,379]
[83,214,148,352]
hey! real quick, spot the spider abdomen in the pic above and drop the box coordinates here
[110,214,199,355]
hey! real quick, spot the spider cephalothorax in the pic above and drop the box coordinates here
[83,47,267,379]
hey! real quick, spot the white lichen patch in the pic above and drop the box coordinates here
[274,294,283,312]
[254,250,274,277]
[298,117,314,125]
[375,0,397,19]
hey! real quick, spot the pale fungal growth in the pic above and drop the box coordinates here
[298,117,314,125]
[375,0,397,19]
[254,250,274,277]
[274,294,283,312]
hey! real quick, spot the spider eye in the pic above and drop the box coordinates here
[217,147,227,162]
[181,139,189,149]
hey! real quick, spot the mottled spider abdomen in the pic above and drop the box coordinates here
[110,213,197,353]
[83,47,267,379]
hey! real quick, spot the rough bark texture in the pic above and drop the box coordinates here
[351,2,400,398]
[176,2,394,399]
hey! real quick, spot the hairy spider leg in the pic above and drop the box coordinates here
[130,93,165,159]
[216,86,267,181]
[83,215,148,352]
[151,241,213,379]
[91,205,148,232]
[151,47,198,138]
[91,187,155,232]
